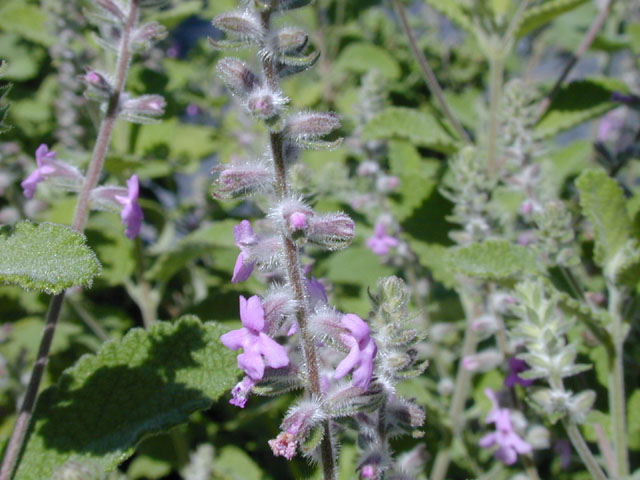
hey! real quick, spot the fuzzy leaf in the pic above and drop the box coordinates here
[576,169,632,273]
[335,42,400,80]
[15,316,239,479]
[0,222,101,294]
[407,239,456,289]
[362,107,456,152]
[422,0,473,33]
[448,240,539,280]
[535,77,628,138]
[388,140,440,222]
[515,0,590,38]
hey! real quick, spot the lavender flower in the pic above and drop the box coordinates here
[221,295,289,383]
[334,314,377,390]
[232,220,258,283]
[479,389,532,465]
[229,376,257,408]
[366,222,398,256]
[115,174,143,239]
[21,144,83,199]
[504,357,533,388]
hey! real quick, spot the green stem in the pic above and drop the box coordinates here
[606,282,628,477]
[487,53,503,175]
[0,4,140,478]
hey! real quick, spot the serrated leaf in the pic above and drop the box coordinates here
[448,240,540,280]
[334,42,400,80]
[0,222,101,294]
[536,77,628,138]
[515,0,589,38]
[15,316,239,479]
[422,0,473,33]
[362,107,456,152]
[388,140,440,222]
[576,169,632,273]
[406,239,456,289]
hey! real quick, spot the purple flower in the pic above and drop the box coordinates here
[366,222,398,256]
[221,295,289,383]
[114,175,143,239]
[479,389,532,465]
[232,220,257,283]
[229,376,256,408]
[333,313,377,390]
[21,144,82,199]
[306,276,327,306]
[504,357,534,388]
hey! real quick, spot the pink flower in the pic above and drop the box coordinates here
[504,357,533,388]
[229,376,256,408]
[333,314,377,390]
[221,295,289,383]
[115,175,143,239]
[366,222,398,256]
[21,144,82,199]
[479,389,532,465]
[232,220,257,283]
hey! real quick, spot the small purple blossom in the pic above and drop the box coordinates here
[220,295,289,385]
[232,220,257,283]
[366,222,398,256]
[504,357,533,388]
[229,376,256,408]
[268,402,318,459]
[333,314,377,390]
[21,144,82,199]
[479,389,532,465]
[288,211,307,230]
[306,276,328,306]
[114,174,143,239]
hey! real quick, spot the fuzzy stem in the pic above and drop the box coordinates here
[537,0,615,119]
[259,9,336,480]
[391,0,471,144]
[0,4,139,479]
[606,282,628,477]
[430,289,479,480]
[487,54,503,175]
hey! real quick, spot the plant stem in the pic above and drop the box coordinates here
[501,0,532,46]
[606,282,628,478]
[487,53,503,175]
[536,0,616,119]
[391,0,471,144]
[430,288,479,480]
[259,9,336,480]
[0,4,139,478]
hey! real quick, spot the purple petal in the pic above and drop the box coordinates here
[340,314,369,343]
[495,445,517,465]
[479,432,497,448]
[306,276,327,305]
[220,327,251,351]
[230,376,256,408]
[507,431,532,454]
[35,144,56,165]
[121,200,143,239]
[257,332,289,369]
[334,339,360,380]
[20,170,43,199]
[237,350,265,380]
[231,253,255,283]
[239,295,265,332]
[233,219,256,247]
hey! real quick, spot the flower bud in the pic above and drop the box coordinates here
[216,57,261,97]
[81,69,112,100]
[376,175,399,193]
[246,87,288,120]
[569,390,596,423]
[94,0,126,24]
[213,10,263,41]
[120,94,166,124]
[275,27,308,54]
[461,350,502,373]
[269,400,324,460]
[285,112,340,140]
[307,212,354,250]
[357,453,383,479]
[132,21,167,49]
[262,285,297,335]
[211,159,273,199]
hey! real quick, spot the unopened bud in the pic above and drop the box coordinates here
[132,21,167,48]
[307,212,354,250]
[285,112,340,140]
[376,175,399,193]
[376,276,409,315]
[246,87,288,120]
[461,350,502,372]
[213,10,263,41]
[569,390,596,423]
[81,69,112,100]
[211,160,273,199]
[94,0,126,23]
[276,27,308,54]
[217,57,261,97]
[120,95,166,124]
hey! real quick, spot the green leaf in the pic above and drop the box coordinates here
[361,107,456,152]
[422,0,473,34]
[388,140,440,222]
[629,389,640,450]
[0,60,11,135]
[407,239,456,289]
[515,0,589,38]
[15,316,239,479]
[0,1,56,47]
[0,222,101,294]
[535,77,628,138]
[575,169,632,272]
[213,446,263,480]
[334,42,400,80]
[448,240,540,280]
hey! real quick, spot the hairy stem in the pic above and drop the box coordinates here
[260,9,336,480]
[0,4,139,478]
[537,0,616,119]
[391,0,471,144]
[430,289,479,480]
[607,282,628,477]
